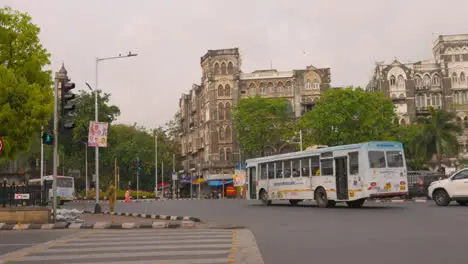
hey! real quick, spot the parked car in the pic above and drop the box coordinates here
[428,169,468,206]
[407,171,447,198]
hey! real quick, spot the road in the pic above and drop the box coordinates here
[67,199,468,264]
[0,230,80,255]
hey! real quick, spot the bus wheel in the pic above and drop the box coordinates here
[346,199,365,208]
[289,199,302,206]
[315,188,330,208]
[260,190,271,206]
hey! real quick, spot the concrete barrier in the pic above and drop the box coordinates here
[0,207,50,224]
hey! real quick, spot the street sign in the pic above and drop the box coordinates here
[0,137,4,153]
[14,193,30,200]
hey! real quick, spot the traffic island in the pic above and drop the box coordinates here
[0,207,50,224]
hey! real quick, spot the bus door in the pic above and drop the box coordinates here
[335,156,349,200]
[248,166,257,200]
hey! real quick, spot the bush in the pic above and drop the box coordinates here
[77,189,155,200]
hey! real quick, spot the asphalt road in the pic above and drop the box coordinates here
[0,230,80,255]
[65,200,468,264]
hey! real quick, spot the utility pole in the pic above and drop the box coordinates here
[161,161,164,197]
[84,143,88,195]
[136,157,140,201]
[40,126,44,185]
[154,132,158,198]
[52,75,59,222]
[172,154,175,199]
[114,158,118,202]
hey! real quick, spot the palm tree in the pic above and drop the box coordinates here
[415,107,461,168]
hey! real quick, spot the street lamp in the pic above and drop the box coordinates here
[87,51,138,214]
[78,141,89,196]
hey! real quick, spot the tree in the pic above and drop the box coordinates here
[0,7,53,158]
[394,124,429,170]
[415,107,461,167]
[298,87,397,147]
[232,96,294,157]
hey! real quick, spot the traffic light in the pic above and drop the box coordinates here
[61,78,76,130]
[42,132,54,145]
[134,159,142,171]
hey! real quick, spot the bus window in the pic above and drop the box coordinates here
[284,160,291,178]
[292,159,300,177]
[321,159,333,176]
[275,161,282,178]
[268,163,275,179]
[57,178,73,188]
[369,151,386,168]
[301,158,310,177]
[261,164,267,180]
[386,151,404,168]
[349,152,359,175]
[311,156,320,176]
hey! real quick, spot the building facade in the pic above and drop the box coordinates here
[367,34,468,155]
[178,48,331,187]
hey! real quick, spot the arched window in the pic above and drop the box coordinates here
[225,126,231,141]
[268,82,275,93]
[221,62,227,75]
[226,148,231,161]
[259,82,266,93]
[277,82,284,92]
[390,75,396,86]
[397,75,405,87]
[460,72,466,83]
[217,84,224,97]
[285,81,292,92]
[452,72,458,84]
[224,84,231,97]
[423,74,431,87]
[225,102,231,119]
[305,80,311,89]
[227,62,234,74]
[400,119,406,125]
[218,102,224,120]
[249,83,256,89]
[415,76,422,89]
[214,63,220,74]
[313,79,319,89]
[219,148,225,161]
[432,75,440,85]
[219,127,225,141]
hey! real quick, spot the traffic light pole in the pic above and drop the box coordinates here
[40,126,44,185]
[52,76,59,222]
[136,157,139,202]
[94,58,100,214]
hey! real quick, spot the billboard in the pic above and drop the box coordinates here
[88,121,108,147]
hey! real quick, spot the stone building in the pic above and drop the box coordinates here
[367,34,468,157]
[178,48,331,187]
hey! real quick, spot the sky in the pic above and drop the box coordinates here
[3,0,468,128]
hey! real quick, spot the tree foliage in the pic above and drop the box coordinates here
[232,96,294,157]
[0,7,53,158]
[298,87,397,147]
[414,107,461,166]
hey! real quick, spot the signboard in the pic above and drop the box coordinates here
[0,137,4,153]
[88,121,108,147]
[172,173,177,181]
[233,170,246,187]
[14,193,30,200]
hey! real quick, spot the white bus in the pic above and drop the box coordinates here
[29,175,75,205]
[246,141,408,208]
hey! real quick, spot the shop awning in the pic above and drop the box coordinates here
[208,180,233,186]
[192,178,205,185]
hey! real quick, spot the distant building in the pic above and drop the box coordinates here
[177,48,331,187]
[367,34,468,157]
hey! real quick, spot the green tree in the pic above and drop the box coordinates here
[415,107,461,167]
[394,124,429,170]
[0,7,53,158]
[232,96,294,157]
[298,87,397,147]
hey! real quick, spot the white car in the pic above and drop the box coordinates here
[428,169,468,206]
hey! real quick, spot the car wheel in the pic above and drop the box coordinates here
[433,189,450,206]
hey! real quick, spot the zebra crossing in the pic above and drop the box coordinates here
[1,229,237,264]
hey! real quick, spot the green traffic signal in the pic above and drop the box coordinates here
[42,132,53,145]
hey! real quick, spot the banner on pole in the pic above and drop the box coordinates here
[88,121,108,147]
[233,170,246,187]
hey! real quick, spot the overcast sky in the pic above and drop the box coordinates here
[4,0,468,128]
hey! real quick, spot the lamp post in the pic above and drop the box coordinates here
[79,141,89,196]
[86,51,137,213]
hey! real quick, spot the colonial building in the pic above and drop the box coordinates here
[367,34,468,156]
[178,48,331,187]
